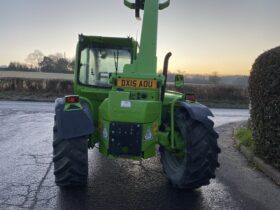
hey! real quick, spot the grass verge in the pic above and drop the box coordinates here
[235,127,254,149]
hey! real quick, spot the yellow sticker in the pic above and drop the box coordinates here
[153,122,159,134]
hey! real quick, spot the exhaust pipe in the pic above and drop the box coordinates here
[161,52,172,102]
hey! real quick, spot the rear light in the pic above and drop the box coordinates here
[65,95,79,103]
[185,93,196,102]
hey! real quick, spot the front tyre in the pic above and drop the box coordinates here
[53,124,88,187]
[160,109,220,190]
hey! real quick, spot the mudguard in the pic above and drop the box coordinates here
[54,98,94,139]
[178,101,214,128]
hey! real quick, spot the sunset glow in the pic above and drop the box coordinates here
[0,0,279,75]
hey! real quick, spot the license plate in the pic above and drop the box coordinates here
[117,79,157,89]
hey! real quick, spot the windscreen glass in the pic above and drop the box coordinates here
[79,47,131,87]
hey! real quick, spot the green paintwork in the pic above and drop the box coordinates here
[99,91,161,123]
[98,90,161,158]
[158,131,169,147]
[170,97,180,149]
[123,0,159,74]
[175,74,184,88]
[73,36,138,147]
[62,0,194,160]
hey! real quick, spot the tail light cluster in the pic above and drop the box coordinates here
[65,95,80,103]
[185,93,196,102]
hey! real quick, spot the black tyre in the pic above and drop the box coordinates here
[160,108,220,189]
[53,124,88,187]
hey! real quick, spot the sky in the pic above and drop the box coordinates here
[0,0,279,75]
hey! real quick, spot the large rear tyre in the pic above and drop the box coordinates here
[53,124,88,187]
[160,108,220,190]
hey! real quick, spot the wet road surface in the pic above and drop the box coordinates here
[0,101,279,210]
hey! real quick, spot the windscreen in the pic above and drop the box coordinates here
[79,47,131,87]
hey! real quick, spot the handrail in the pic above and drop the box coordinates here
[124,0,135,9]
[159,0,170,10]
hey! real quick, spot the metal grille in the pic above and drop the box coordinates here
[109,122,142,156]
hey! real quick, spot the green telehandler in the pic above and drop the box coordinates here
[53,0,220,189]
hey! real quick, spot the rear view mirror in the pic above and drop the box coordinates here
[175,74,184,88]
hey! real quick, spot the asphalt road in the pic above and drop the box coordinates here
[0,101,279,210]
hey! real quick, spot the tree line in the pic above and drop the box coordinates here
[166,72,248,87]
[1,50,248,87]
[3,50,74,73]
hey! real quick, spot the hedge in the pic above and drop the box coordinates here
[249,46,280,170]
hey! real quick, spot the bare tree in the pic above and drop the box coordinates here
[49,53,63,62]
[39,53,72,73]
[25,50,44,70]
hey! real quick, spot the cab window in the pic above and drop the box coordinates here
[79,47,131,87]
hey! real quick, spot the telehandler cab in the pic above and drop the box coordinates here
[53,0,220,189]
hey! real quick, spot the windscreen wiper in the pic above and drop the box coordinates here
[114,49,119,74]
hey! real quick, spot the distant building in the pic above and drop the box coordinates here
[0,65,8,69]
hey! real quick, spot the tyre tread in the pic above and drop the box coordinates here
[53,124,88,187]
[160,109,220,189]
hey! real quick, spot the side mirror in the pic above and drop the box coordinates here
[175,74,184,88]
